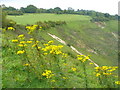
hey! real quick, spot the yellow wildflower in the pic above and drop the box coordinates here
[89,63,93,65]
[24,63,30,66]
[62,53,68,58]
[51,80,56,82]
[32,44,37,47]
[43,44,49,46]
[101,66,109,70]
[62,77,67,79]
[33,25,38,27]
[108,69,116,72]
[43,53,48,55]
[18,34,24,38]
[17,50,25,54]
[12,39,18,43]
[41,48,47,51]
[40,26,42,29]
[94,67,100,70]
[103,72,112,75]
[7,27,15,30]
[48,40,54,44]
[77,55,90,63]
[71,67,77,71]
[30,38,34,40]
[115,81,120,85]
[38,46,41,49]
[20,41,26,44]
[18,44,27,47]
[36,40,39,43]
[26,41,32,44]
[96,73,101,77]
[42,70,54,79]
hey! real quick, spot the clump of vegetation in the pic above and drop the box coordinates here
[2,11,16,28]
[35,21,66,30]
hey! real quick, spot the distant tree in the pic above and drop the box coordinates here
[2,6,16,11]
[63,9,68,14]
[104,13,110,18]
[1,4,6,8]
[46,8,54,13]
[54,7,62,14]
[67,7,74,14]
[20,7,26,13]
[7,11,23,15]
[25,5,37,13]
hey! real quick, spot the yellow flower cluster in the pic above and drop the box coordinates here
[32,41,39,47]
[26,41,32,44]
[17,50,25,54]
[62,77,67,79]
[20,41,26,44]
[18,44,27,47]
[42,70,54,78]
[12,35,34,47]
[71,67,77,71]
[23,63,30,66]
[77,55,90,62]
[18,34,24,38]
[12,39,19,43]
[48,40,54,44]
[7,27,15,30]
[26,25,40,34]
[94,66,118,77]
[18,34,25,39]
[115,81,120,85]
[42,44,63,55]
[62,53,68,58]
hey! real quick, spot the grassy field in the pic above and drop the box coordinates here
[2,13,119,88]
[7,13,91,25]
[46,20,118,66]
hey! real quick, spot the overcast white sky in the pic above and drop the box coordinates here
[0,0,119,15]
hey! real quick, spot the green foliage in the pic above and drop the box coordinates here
[20,5,37,13]
[2,5,23,16]
[7,11,23,15]
[2,6,16,11]
[35,21,66,30]
[90,17,110,22]
[2,11,16,28]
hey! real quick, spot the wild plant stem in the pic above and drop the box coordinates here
[83,63,88,88]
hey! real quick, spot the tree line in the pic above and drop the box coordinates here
[1,4,119,21]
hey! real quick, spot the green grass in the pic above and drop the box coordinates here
[2,29,118,88]
[7,13,117,66]
[46,20,118,66]
[7,13,91,25]
[3,13,118,88]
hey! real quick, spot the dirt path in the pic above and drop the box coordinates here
[48,33,99,67]
[111,32,118,41]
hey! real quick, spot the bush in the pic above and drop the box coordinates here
[7,11,23,15]
[2,11,17,28]
[36,21,66,30]
[90,17,109,22]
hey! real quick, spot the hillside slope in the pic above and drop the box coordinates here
[2,14,118,88]
[45,20,118,66]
